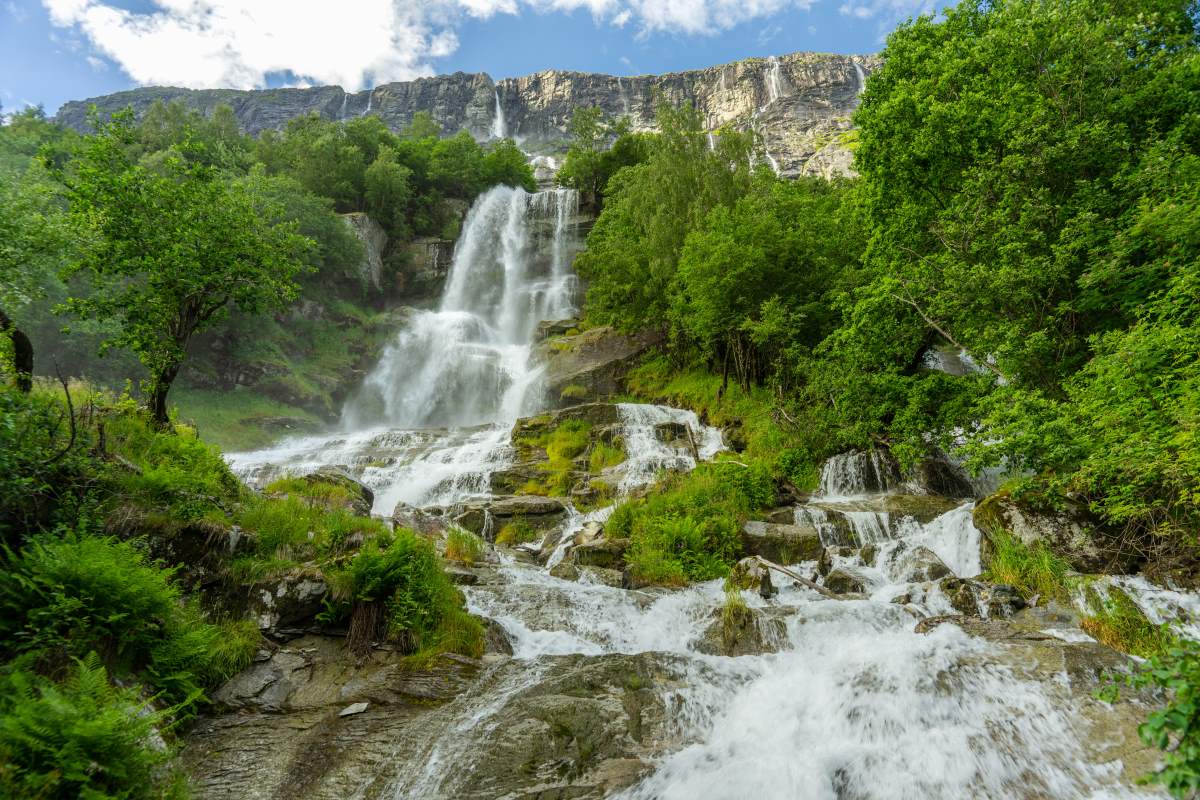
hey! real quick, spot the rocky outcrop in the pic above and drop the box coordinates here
[974,492,1140,573]
[298,467,375,516]
[695,606,788,657]
[740,520,823,564]
[398,236,454,297]
[451,495,569,540]
[56,51,880,178]
[340,213,387,292]
[533,326,663,407]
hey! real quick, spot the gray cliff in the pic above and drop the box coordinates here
[55,51,878,177]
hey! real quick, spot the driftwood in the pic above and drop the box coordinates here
[753,556,843,600]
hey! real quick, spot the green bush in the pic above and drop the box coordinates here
[0,533,253,711]
[444,528,484,565]
[0,655,185,800]
[322,529,483,659]
[615,462,770,584]
[233,494,388,569]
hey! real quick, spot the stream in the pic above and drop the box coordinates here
[221,183,1178,799]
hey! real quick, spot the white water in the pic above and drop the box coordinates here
[365,86,374,114]
[228,184,581,510]
[491,89,506,139]
[764,54,784,106]
[854,60,867,97]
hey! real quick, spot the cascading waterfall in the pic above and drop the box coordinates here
[764,54,784,106]
[228,184,582,509]
[491,88,506,139]
[365,85,374,114]
[853,60,867,97]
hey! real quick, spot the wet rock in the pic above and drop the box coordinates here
[695,606,788,657]
[939,577,981,616]
[301,467,374,516]
[817,545,856,578]
[390,502,448,538]
[550,561,580,581]
[824,567,867,595]
[445,567,480,586]
[729,556,777,598]
[452,495,569,540]
[573,521,605,546]
[740,521,822,564]
[974,492,1140,574]
[536,318,580,341]
[892,545,952,583]
[571,538,630,570]
[484,619,514,656]
[249,569,329,634]
[905,455,976,499]
[762,506,798,524]
[860,543,878,566]
[578,566,625,588]
[653,421,690,445]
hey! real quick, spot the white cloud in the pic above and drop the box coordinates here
[6,1,29,22]
[42,0,924,92]
[85,54,107,70]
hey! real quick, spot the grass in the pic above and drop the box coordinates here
[518,419,593,496]
[264,475,358,511]
[495,518,539,547]
[560,384,590,401]
[625,355,820,489]
[445,528,485,565]
[983,528,1073,603]
[588,440,626,473]
[233,495,388,571]
[720,586,752,646]
[1081,585,1175,659]
[173,387,323,452]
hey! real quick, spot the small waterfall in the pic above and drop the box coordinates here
[365,85,374,114]
[617,76,630,115]
[853,60,867,98]
[763,147,780,174]
[491,88,506,139]
[615,404,724,492]
[818,449,904,499]
[339,89,348,122]
[763,55,784,107]
[706,132,716,151]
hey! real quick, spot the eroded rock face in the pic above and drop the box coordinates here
[974,493,1139,573]
[452,495,569,540]
[57,52,880,178]
[533,327,664,406]
[340,212,387,292]
[249,569,329,635]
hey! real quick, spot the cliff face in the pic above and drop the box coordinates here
[55,51,878,177]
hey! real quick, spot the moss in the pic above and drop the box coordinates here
[518,419,594,497]
[495,518,539,546]
[588,441,626,473]
[172,387,322,452]
[560,384,590,401]
[1081,585,1175,658]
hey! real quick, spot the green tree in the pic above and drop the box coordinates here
[56,112,312,423]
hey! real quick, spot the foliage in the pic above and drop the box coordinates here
[1102,637,1200,798]
[575,102,754,329]
[982,528,1072,604]
[233,493,388,570]
[1080,585,1175,659]
[0,654,184,800]
[322,529,483,658]
[444,528,485,565]
[612,461,772,584]
[557,108,652,207]
[55,110,313,422]
[0,533,251,711]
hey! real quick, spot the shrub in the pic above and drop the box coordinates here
[233,495,387,568]
[322,529,483,659]
[0,655,184,800]
[0,533,247,711]
[444,528,484,565]
[1102,637,1200,798]
[616,461,768,585]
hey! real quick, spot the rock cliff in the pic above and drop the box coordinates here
[56,51,878,177]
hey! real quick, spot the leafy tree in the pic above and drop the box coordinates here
[558,109,651,207]
[55,111,313,423]
[364,146,415,239]
[575,101,753,329]
[482,137,537,192]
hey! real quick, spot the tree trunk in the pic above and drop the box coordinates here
[0,306,33,393]
[147,360,182,426]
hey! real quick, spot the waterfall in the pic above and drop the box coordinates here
[365,85,374,114]
[345,186,577,431]
[339,89,348,122]
[491,88,506,139]
[853,61,866,97]
[764,55,783,106]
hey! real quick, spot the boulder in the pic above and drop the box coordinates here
[577,566,625,588]
[824,567,868,595]
[391,502,449,538]
[728,556,776,598]
[302,467,374,516]
[974,492,1139,574]
[573,521,605,546]
[533,326,664,406]
[817,545,856,578]
[571,538,630,570]
[740,521,823,564]
[452,495,569,540]
[535,318,580,340]
[549,561,580,581]
[249,569,330,635]
[890,544,952,583]
[905,455,976,499]
[695,606,788,657]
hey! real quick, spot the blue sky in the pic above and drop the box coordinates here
[2,0,935,115]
